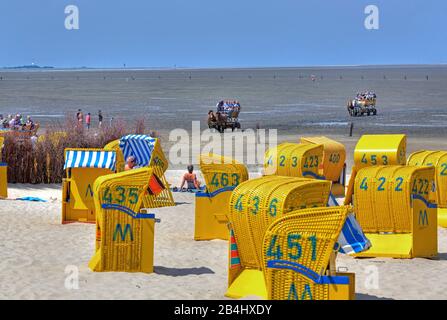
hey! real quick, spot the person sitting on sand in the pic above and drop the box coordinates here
[124,156,137,171]
[179,165,201,190]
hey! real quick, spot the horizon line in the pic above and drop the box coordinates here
[2,63,447,72]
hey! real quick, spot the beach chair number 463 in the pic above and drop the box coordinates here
[266,234,318,261]
[102,186,139,205]
[210,173,240,188]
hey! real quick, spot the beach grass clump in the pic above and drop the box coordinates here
[1,118,145,184]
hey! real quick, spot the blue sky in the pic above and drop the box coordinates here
[1,0,446,68]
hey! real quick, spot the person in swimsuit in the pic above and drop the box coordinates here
[124,156,137,171]
[180,165,201,190]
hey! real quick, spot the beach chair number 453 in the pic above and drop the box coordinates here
[266,234,318,261]
[361,153,389,165]
[102,186,139,205]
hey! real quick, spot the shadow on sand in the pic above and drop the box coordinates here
[425,252,447,261]
[356,293,393,300]
[154,266,214,277]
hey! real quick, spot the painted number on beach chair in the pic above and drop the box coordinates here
[279,155,286,167]
[377,177,386,191]
[329,153,340,164]
[291,157,298,167]
[250,196,260,215]
[360,177,368,191]
[211,173,240,188]
[152,156,164,168]
[395,177,404,192]
[440,163,447,176]
[234,194,244,212]
[267,233,317,261]
[269,198,278,217]
[304,156,319,169]
[412,179,429,196]
[361,154,388,165]
[102,186,140,205]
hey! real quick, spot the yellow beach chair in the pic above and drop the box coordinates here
[194,153,249,241]
[263,207,355,300]
[353,165,437,258]
[104,139,125,172]
[0,136,6,198]
[408,151,447,227]
[108,135,174,208]
[300,136,347,196]
[264,143,324,179]
[89,167,162,273]
[62,149,116,223]
[226,176,334,299]
[345,134,407,205]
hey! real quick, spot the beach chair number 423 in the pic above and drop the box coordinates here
[102,186,139,205]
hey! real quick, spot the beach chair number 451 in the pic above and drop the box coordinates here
[266,234,318,261]
[102,186,139,205]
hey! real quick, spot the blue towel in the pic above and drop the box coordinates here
[328,196,371,255]
[16,197,47,202]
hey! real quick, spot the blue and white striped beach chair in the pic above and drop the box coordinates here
[62,148,117,223]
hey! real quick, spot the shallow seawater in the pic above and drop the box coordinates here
[1,65,447,139]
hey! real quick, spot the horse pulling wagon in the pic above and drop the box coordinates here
[208,100,241,133]
[347,91,377,117]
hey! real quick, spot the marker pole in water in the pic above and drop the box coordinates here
[349,122,354,137]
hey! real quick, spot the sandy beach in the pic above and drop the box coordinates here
[2,168,447,300]
[1,67,446,300]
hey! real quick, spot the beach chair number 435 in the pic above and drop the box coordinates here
[102,186,139,205]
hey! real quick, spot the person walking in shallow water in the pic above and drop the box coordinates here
[85,113,91,130]
[98,110,103,128]
[76,109,83,126]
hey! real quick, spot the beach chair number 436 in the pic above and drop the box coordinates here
[102,186,139,205]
